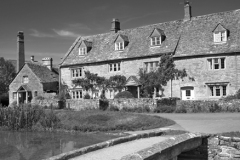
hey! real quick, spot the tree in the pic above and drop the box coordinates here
[72,71,127,99]
[108,75,126,92]
[0,57,16,95]
[139,54,187,97]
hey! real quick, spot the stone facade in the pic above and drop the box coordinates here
[60,4,240,101]
[9,64,43,104]
[61,56,160,99]
[9,62,59,105]
[163,54,240,100]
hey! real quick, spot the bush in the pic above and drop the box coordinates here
[84,93,91,99]
[154,97,180,113]
[99,99,109,111]
[114,91,134,99]
[122,105,151,113]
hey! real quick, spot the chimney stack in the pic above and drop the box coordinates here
[184,1,192,21]
[42,57,53,71]
[111,18,120,33]
[17,31,25,72]
[30,56,35,62]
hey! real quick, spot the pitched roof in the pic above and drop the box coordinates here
[125,76,141,86]
[61,9,240,66]
[26,62,59,83]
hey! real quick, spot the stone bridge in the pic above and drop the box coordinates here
[46,130,240,160]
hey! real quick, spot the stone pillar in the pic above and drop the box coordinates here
[137,86,140,98]
[26,91,28,103]
[16,92,19,105]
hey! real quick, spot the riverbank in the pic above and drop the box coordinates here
[0,105,175,133]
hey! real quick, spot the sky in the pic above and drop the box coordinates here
[1,0,240,64]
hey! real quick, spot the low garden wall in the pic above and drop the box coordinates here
[176,100,240,113]
[31,97,59,108]
[66,99,99,111]
[108,98,156,111]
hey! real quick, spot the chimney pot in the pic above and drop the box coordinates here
[30,56,35,62]
[184,1,192,21]
[111,18,120,33]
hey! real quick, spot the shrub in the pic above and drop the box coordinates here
[122,105,151,113]
[99,99,109,111]
[84,93,91,99]
[154,97,180,113]
[114,91,134,99]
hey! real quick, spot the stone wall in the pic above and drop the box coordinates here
[66,99,99,110]
[31,97,59,108]
[208,136,240,159]
[109,98,156,111]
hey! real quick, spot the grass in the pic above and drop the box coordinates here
[0,105,176,132]
[219,131,240,138]
[55,110,175,132]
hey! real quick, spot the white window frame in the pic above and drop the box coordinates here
[151,36,161,46]
[213,31,227,43]
[115,42,124,51]
[208,58,225,70]
[13,92,17,99]
[71,90,83,99]
[22,76,29,84]
[79,47,87,55]
[71,68,83,78]
[144,61,159,72]
[209,85,227,97]
[109,62,121,72]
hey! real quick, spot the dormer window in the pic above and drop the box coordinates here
[79,47,87,55]
[214,31,227,43]
[151,37,161,46]
[149,28,165,47]
[114,34,129,51]
[213,24,228,44]
[78,40,92,56]
[115,42,124,50]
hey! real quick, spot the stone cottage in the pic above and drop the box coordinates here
[9,32,59,105]
[60,2,240,100]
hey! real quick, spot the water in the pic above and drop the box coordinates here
[0,130,121,160]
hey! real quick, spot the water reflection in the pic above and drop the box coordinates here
[0,131,120,160]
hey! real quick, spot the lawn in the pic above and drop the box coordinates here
[55,110,175,132]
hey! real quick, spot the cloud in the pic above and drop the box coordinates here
[30,29,54,38]
[53,29,80,38]
[68,23,91,31]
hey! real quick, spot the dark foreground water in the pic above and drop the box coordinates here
[0,130,121,160]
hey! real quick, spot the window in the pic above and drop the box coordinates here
[109,62,121,72]
[71,68,83,78]
[115,42,124,51]
[72,90,83,99]
[214,31,227,43]
[186,90,191,97]
[22,76,29,83]
[151,37,161,46]
[144,61,159,72]
[79,47,87,55]
[34,91,38,97]
[208,58,225,70]
[209,85,227,97]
